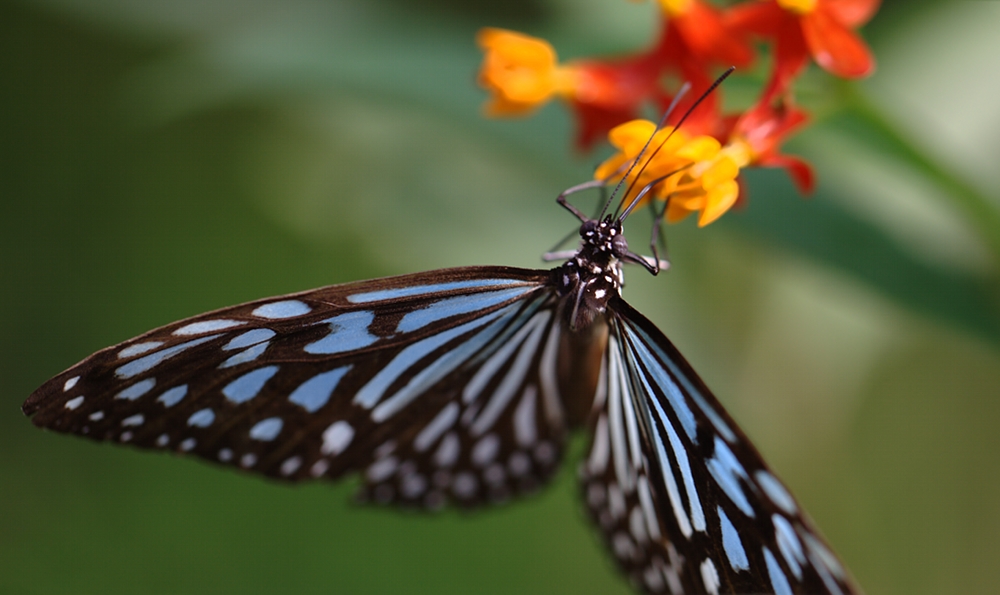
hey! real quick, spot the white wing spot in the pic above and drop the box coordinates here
[483,463,505,486]
[643,564,665,593]
[64,396,84,410]
[774,514,805,580]
[374,440,397,460]
[240,453,257,468]
[187,408,215,428]
[117,342,163,359]
[157,385,188,408]
[223,329,276,350]
[513,386,538,448]
[452,472,478,499]
[719,506,749,571]
[173,319,244,335]
[471,433,500,467]
[280,456,302,476]
[63,376,80,391]
[88,411,103,421]
[637,476,663,542]
[802,531,846,579]
[219,342,269,369]
[413,402,459,453]
[120,431,133,442]
[179,437,196,451]
[218,448,233,462]
[665,544,685,595]
[401,473,428,499]
[252,300,312,319]
[700,558,720,595]
[508,451,531,477]
[367,456,399,482]
[121,414,144,427]
[304,311,378,355]
[763,547,793,595]
[116,378,156,401]
[612,532,635,560]
[608,483,626,521]
[587,415,610,475]
[310,459,330,477]
[629,506,649,544]
[289,365,352,413]
[320,421,354,456]
[756,470,798,515]
[433,432,460,468]
[249,417,283,441]
[115,335,220,379]
[222,366,279,404]
[587,483,606,508]
[155,433,169,447]
[533,441,555,465]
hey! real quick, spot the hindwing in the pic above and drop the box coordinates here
[579,299,860,595]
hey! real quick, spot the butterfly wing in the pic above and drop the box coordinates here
[579,298,859,595]
[24,266,569,508]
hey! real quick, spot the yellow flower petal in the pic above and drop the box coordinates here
[701,156,739,189]
[658,0,693,17]
[665,200,695,223]
[777,0,817,16]
[608,120,658,151]
[594,154,631,182]
[698,180,739,226]
[677,136,721,162]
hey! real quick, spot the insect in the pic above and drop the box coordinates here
[23,101,860,594]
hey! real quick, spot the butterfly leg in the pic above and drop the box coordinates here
[556,179,608,222]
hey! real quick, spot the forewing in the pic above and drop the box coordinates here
[25,266,568,508]
[579,299,859,595]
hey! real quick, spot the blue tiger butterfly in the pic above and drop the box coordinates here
[23,86,860,594]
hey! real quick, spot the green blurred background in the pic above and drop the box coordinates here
[3,0,999,593]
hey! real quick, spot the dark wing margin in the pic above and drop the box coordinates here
[578,298,861,595]
[24,266,568,508]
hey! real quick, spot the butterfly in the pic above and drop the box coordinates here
[23,98,860,594]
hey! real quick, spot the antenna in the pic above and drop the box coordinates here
[596,83,691,221]
[615,66,735,224]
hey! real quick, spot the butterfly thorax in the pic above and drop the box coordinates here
[553,216,627,331]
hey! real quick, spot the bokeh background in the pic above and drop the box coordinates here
[3,0,999,593]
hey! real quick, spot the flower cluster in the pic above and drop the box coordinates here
[477,0,879,226]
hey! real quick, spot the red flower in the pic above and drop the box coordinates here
[725,92,814,194]
[568,56,662,150]
[727,0,878,98]
[654,0,754,71]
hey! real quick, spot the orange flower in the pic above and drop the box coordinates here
[596,120,747,226]
[476,28,579,116]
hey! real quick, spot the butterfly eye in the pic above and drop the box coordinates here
[581,219,598,237]
[611,234,629,258]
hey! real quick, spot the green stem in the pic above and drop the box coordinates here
[839,83,1000,267]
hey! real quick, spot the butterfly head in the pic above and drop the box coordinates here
[580,216,629,259]
[552,215,627,331]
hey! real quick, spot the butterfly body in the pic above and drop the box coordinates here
[24,212,860,594]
